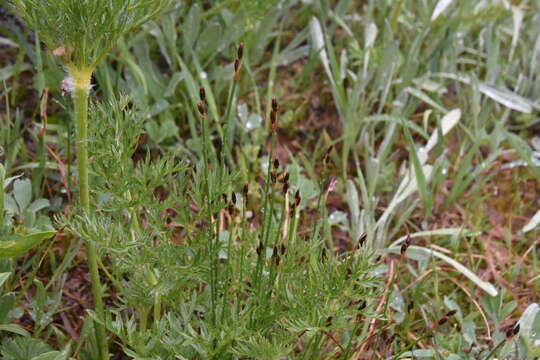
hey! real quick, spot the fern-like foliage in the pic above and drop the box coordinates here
[9,0,174,69]
[0,337,53,360]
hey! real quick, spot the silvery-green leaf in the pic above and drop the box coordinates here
[309,17,331,79]
[435,73,533,113]
[13,178,32,211]
[0,324,30,337]
[522,208,540,233]
[26,199,50,214]
[4,195,18,214]
[365,22,377,48]
[431,0,454,21]
[0,272,10,287]
[423,109,461,160]
[0,227,56,259]
[384,245,498,296]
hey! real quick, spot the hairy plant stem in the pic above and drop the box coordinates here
[70,67,108,360]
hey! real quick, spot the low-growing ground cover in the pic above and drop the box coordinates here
[0,0,539,359]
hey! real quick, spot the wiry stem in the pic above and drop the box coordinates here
[70,67,109,360]
[0,164,4,230]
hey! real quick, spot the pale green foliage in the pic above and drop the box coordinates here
[238,0,279,20]
[3,0,539,358]
[9,0,174,69]
[0,337,53,360]
[53,96,382,359]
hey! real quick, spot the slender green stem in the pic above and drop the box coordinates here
[202,0,236,19]
[222,80,237,167]
[483,339,508,360]
[252,131,276,300]
[71,69,108,360]
[139,306,149,333]
[73,86,90,210]
[153,291,162,325]
[0,164,4,230]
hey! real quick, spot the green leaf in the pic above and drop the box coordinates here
[4,195,18,215]
[0,294,16,323]
[183,3,201,52]
[0,272,10,287]
[13,179,32,212]
[0,337,53,360]
[387,349,435,359]
[31,351,61,360]
[518,303,540,355]
[0,228,55,260]
[384,245,498,296]
[3,174,23,190]
[26,199,50,214]
[507,132,540,179]
[0,324,30,337]
[403,121,431,216]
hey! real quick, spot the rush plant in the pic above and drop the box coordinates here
[8,1,173,358]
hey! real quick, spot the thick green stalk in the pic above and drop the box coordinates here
[71,68,109,360]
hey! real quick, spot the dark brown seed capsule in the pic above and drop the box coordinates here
[272,97,278,112]
[284,173,290,183]
[273,250,280,266]
[283,182,289,194]
[234,59,240,73]
[232,192,237,204]
[400,234,411,255]
[270,110,277,123]
[199,86,206,102]
[290,203,297,216]
[197,101,206,116]
[437,310,456,327]
[256,242,264,256]
[243,184,249,197]
[358,300,367,311]
[325,316,333,327]
[323,146,333,164]
[237,43,244,60]
[280,244,286,255]
[437,316,449,326]
[273,158,279,169]
[506,323,520,338]
[358,233,367,247]
[295,190,301,207]
[270,106,279,131]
